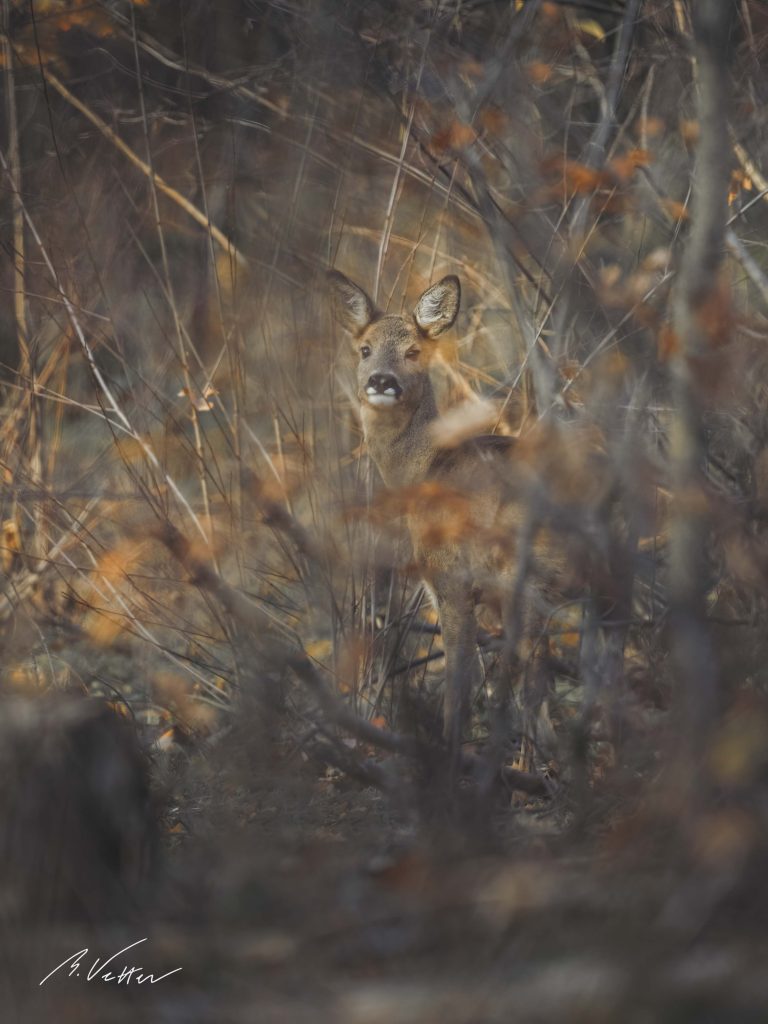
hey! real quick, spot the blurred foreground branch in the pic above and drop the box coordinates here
[670,0,738,760]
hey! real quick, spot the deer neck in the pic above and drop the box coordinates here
[361,390,439,489]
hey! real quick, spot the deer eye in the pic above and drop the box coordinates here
[360,345,371,359]
[405,348,421,361]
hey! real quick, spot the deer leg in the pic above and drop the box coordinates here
[500,584,555,774]
[494,521,551,775]
[520,605,556,773]
[434,579,478,768]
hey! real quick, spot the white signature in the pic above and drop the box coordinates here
[40,938,182,987]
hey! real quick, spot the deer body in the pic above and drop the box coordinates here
[329,271,561,760]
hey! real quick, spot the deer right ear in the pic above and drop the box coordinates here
[328,271,375,339]
[413,275,460,338]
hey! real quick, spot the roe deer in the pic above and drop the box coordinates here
[329,271,576,767]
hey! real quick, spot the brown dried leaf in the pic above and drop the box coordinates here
[635,115,665,139]
[660,198,689,223]
[609,148,650,184]
[525,61,553,85]
[431,120,477,153]
[655,327,679,364]
[1,518,21,575]
[679,119,700,145]
[693,273,733,349]
[478,104,507,135]
[84,609,125,645]
[95,540,146,586]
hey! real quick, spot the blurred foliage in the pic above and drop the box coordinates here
[2,1,768,1019]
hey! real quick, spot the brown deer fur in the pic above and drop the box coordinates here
[329,270,603,766]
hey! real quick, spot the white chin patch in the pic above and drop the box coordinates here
[365,392,400,408]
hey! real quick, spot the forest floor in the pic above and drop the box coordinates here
[10,713,768,1024]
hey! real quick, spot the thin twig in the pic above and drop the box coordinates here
[0,149,211,546]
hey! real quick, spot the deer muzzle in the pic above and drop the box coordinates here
[364,373,402,408]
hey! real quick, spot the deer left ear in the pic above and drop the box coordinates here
[413,276,460,338]
[328,270,376,338]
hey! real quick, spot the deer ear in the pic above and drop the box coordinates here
[328,270,375,338]
[413,276,460,338]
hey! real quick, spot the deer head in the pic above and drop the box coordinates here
[328,271,461,416]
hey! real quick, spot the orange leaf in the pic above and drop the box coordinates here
[541,155,612,194]
[679,119,700,145]
[609,149,650,184]
[84,610,125,646]
[106,700,131,718]
[478,104,507,135]
[693,274,732,348]
[525,61,553,85]
[431,119,477,153]
[306,639,333,662]
[635,115,665,139]
[728,168,753,205]
[1,518,21,574]
[564,161,609,193]
[460,60,485,80]
[656,322,678,361]
[95,540,145,585]
[660,198,689,223]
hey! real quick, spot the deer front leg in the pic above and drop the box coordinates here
[519,603,556,772]
[433,577,478,764]
[500,586,556,774]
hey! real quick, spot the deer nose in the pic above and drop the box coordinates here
[366,373,401,396]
